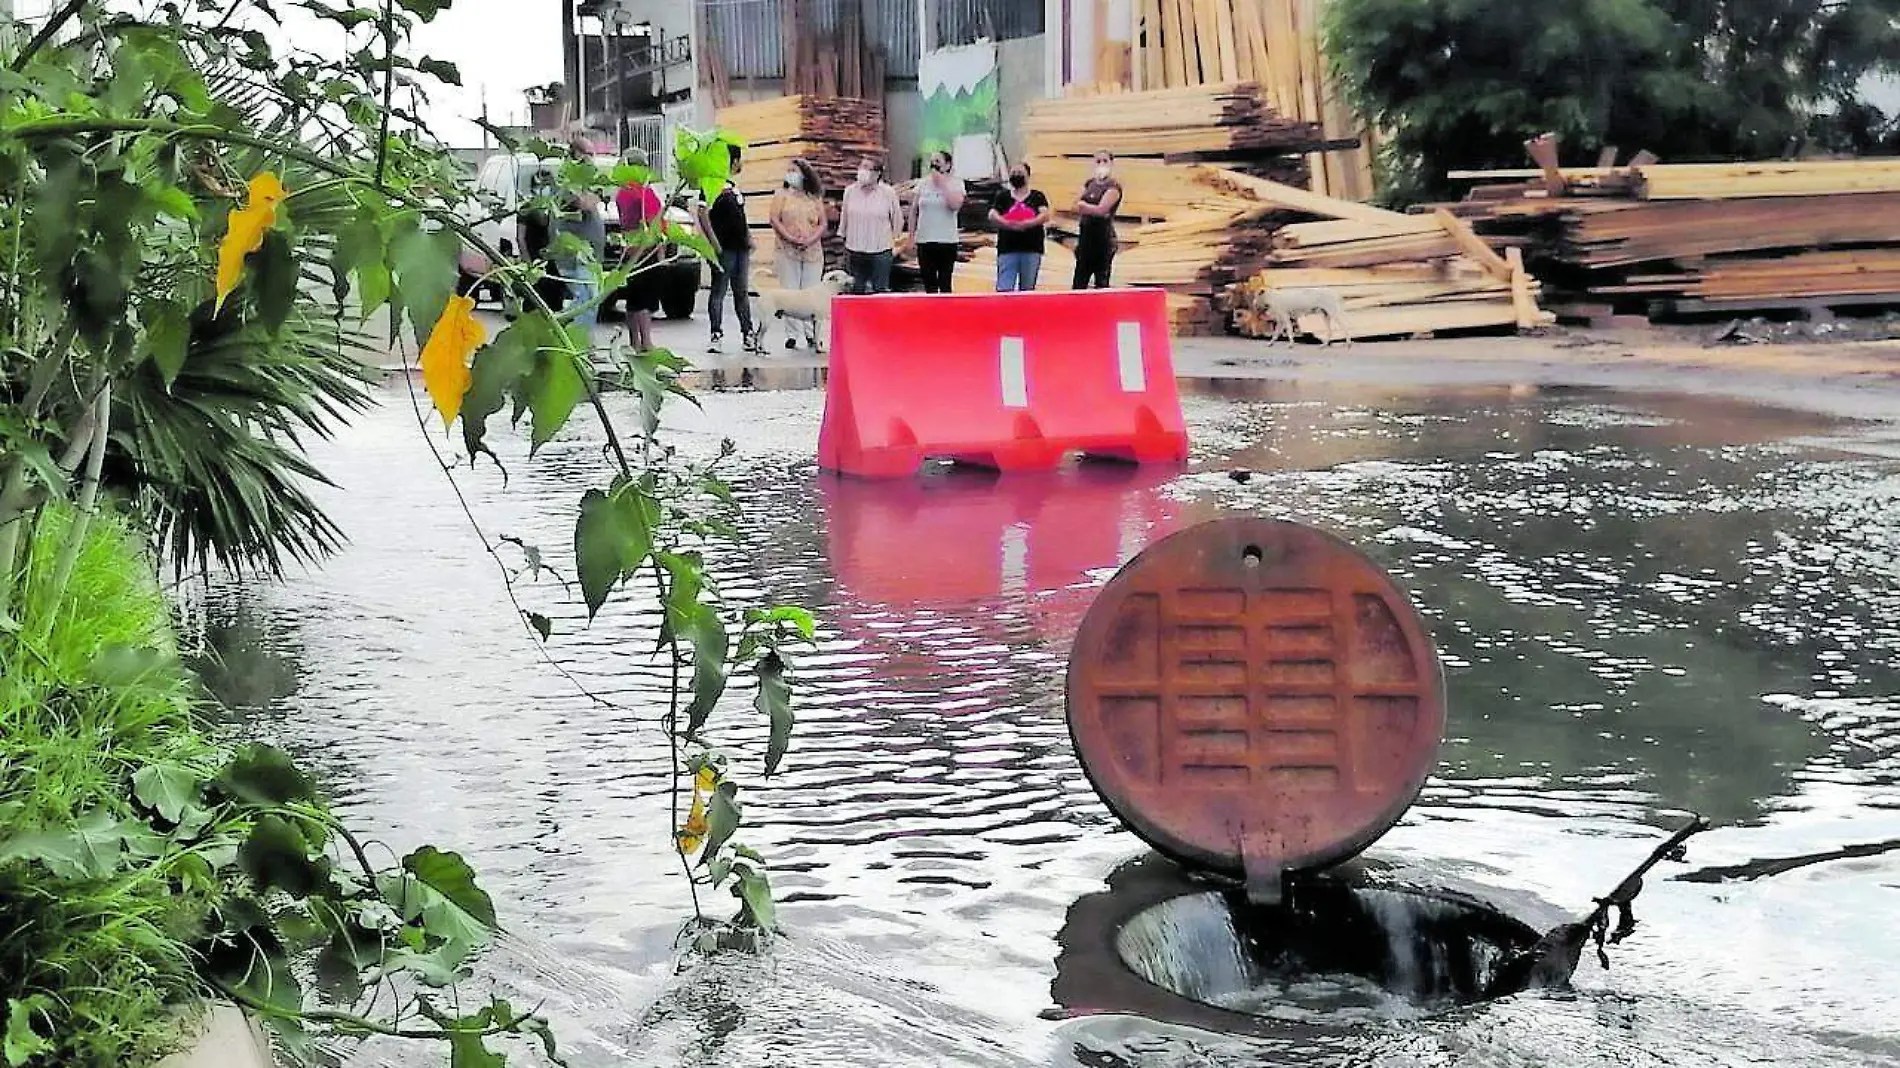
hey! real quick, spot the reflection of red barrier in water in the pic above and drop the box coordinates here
[819,466,1205,678]
[817,290,1191,478]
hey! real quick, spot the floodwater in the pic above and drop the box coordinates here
[195,373,1900,1067]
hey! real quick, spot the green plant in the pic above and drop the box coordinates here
[0,0,808,1063]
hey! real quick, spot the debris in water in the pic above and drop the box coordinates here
[1485,815,1709,997]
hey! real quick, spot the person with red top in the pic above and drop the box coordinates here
[988,161,1051,293]
[613,147,664,352]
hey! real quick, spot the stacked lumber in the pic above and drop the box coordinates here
[716,95,883,284]
[1107,0,1373,200]
[1019,85,1322,333]
[716,95,884,197]
[1227,200,1553,341]
[1452,149,1900,319]
[1023,82,1326,157]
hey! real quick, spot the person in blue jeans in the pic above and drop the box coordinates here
[989,162,1051,292]
[698,142,761,354]
[556,135,608,331]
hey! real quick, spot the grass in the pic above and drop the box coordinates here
[1,505,229,1067]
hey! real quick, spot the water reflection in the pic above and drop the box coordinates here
[196,381,1900,1067]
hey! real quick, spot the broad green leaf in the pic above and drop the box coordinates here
[143,301,192,389]
[574,484,656,618]
[396,0,450,21]
[610,162,653,186]
[333,208,389,315]
[0,810,134,879]
[149,184,198,221]
[674,126,741,202]
[701,783,741,866]
[757,655,794,776]
[5,997,53,1066]
[216,743,318,807]
[388,217,460,348]
[751,606,817,641]
[526,612,552,641]
[679,607,729,738]
[377,846,497,951]
[707,855,732,889]
[735,866,777,930]
[525,345,590,452]
[238,814,323,896]
[418,57,462,85]
[662,221,718,265]
[461,321,536,460]
[377,942,469,987]
[132,763,201,823]
[251,230,298,334]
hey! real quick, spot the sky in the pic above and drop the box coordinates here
[7,0,565,146]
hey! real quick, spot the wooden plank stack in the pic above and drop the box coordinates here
[1107,0,1375,200]
[717,95,885,197]
[1225,178,1553,340]
[1023,82,1328,158]
[716,95,885,285]
[1450,150,1900,320]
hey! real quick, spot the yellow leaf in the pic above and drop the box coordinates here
[677,788,709,855]
[214,172,288,313]
[694,767,717,793]
[419,294,485,425]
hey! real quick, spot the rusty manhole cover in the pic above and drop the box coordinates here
[1066,517,1446,898]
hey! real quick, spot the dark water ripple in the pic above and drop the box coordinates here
[196,381,1900,1066]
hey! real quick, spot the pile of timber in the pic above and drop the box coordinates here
[701,0,885,109]
[1019,84,1323,333]
[1023,82,1328,159]
[717,95,884,283]
[717,95,884,197]
[1067,0,1375,200]
[1450,149,1900,320]
[1226,184,1553,341]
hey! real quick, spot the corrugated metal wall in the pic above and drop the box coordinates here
[929,0,1042,47]
[700,0,920,81]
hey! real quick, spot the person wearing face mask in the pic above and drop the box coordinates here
[769,158,828,349]
[696,141,761,355]
[1072,149,1123,290]
[988,161,1051,292]
[908,149,966,294]
[839,156,903,294]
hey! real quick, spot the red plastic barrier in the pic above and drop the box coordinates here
[817,289,1191,478]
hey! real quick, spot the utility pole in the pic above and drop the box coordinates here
[560,0,578,126]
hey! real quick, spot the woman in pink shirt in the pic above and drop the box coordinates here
[613,147,664,351]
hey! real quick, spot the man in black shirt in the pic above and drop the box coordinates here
[698,143,761,355]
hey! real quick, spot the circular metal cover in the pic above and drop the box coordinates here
[1066,517,1446,882]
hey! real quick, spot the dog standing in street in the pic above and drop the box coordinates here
[1254,287,1353,347]
[756,269,852,353]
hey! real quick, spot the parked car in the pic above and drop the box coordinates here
[456,151,700,320]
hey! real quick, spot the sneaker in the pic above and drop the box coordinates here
[708,331,724,354]
[745,330,767,355]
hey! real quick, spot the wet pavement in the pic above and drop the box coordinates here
[195,371,1900,1066]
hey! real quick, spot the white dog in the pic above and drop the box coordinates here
[1255,287,1353,347]
[756,269,852,353]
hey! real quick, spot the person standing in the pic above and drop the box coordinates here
[614,146,664,352]
[698,142,761,355]
[770,158,828,350]
[840,156,903,294]
[988,162,1051,293]
[556,135,608,332]
[519,168,566,318]
[1072,149,1123,290]
[909,149,966,294]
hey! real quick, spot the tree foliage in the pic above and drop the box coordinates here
[0,0,807,1062]
[1326,0,1900,201]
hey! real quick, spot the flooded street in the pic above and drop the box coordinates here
[197,375,1900,1067]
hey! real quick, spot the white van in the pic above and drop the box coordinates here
[456,151,701,320]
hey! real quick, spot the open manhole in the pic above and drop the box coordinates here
[1050,855,1546,1035]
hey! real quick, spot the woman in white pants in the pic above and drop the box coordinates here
[770,158,828,350]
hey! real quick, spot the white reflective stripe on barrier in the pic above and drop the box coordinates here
[1000,336,1028,408]
[1117,321,1145,393]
